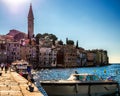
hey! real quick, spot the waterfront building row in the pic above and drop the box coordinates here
[0,39,109,68]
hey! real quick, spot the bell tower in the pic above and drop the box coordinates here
[28,3,34,39]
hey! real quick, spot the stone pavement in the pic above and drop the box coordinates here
[0,70,43,96]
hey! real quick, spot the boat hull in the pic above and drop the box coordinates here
[40,81,119,96]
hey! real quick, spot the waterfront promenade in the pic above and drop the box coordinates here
[0,70,43,96]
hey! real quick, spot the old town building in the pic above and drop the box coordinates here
[76,48,87,67]
[7,42,20,63]
[86,50,96,66]
[0,39,7,63]
[37,47,57,68]
[63,45,77,67]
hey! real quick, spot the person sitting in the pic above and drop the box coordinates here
[67,71,79,80]
[68,74,77,80]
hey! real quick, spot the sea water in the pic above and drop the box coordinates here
[34,64,120,95]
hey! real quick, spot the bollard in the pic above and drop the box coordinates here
[28,85,34,92]
[0,72,2,76]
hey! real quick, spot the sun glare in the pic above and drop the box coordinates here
[2,0,29,5]
[1,0,31,13]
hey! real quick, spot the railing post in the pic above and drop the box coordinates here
[117,83,120,96]
[88,84,91,96]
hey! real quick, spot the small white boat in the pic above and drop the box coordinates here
[12,60,30,78]
[40,73,119,96]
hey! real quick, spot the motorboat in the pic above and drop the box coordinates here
[40,73,119,96]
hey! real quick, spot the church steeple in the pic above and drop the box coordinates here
[28,3,34,19]
[28,3,34,39]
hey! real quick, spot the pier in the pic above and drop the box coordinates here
[0,70,43,96]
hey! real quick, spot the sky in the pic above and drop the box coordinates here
[0,0,120,63]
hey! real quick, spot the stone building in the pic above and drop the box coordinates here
[102,50,109,65]
[86,49,109,66]
[38,47,56,68]
[27,45,37,65]
[56,45,64,67]
[7,42,21,63]
[86,50,96,66]
[76,48,87,67]
[63,45,77,67]
[0,39,7,63]
[51,48,57,67]
[94,50,108,66]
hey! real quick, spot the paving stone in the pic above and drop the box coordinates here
[0,70,43,96]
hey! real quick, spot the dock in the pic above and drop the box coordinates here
[0,70,44,96]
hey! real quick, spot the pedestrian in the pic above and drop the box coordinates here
[5,63,8,73]
[27,65,34,84]
[27,65,31,74]
[1,63,4,71]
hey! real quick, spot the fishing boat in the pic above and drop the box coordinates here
[40,73,119,96]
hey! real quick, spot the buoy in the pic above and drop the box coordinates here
[94,69,96,73]
[104,69,106,74]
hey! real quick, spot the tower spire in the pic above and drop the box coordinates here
[28,3,34,39]
[28,3,34,19]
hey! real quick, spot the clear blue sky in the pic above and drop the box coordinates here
[0,0,120,63]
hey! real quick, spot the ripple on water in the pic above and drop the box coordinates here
[33,64,120,95]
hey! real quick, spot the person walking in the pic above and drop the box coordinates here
[27,65,34,84]
[5,63,8,73]
[1,63,4,71]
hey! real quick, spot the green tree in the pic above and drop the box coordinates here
[76,40,79,48]
[49,34,58,41]
[42,33,58,41]
[42,33,49,38]
[35,33,42,44]
[67,40,74,45]
[58,40,63,45]
[35,33,58,44]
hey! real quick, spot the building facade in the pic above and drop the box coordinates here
[7,42,20,63]
[0,39,7,63]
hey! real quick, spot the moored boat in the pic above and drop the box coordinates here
[12,59,30,78]
[40,73,119,96]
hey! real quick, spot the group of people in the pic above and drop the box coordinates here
[0,63,10,73]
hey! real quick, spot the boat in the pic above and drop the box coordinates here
[40,73,119,96]
[11,60,30,79]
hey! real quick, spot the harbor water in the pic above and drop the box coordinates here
[34,64,120,95]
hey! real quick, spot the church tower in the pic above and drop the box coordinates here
[28,4,34,39]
